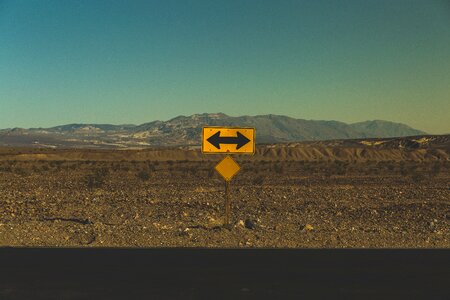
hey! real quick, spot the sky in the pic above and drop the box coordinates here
[0,0,449,133]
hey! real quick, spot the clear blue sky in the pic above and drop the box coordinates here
[1,0,449,133]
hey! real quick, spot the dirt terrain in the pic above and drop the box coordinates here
[0,139,449,248]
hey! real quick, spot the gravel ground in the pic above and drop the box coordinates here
[0,160,449,248]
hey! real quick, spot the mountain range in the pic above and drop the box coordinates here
[0,113,427,148]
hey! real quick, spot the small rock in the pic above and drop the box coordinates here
[208,216,222,227]
[179,228,192,237]
[301,224,314,231]
[244,219,255,230]
[429,221,436,230]
[236,220,245,227]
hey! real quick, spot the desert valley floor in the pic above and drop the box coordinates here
[0,137,449,248]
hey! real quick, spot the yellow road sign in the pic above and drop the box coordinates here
[202,127,255,154]
[215,155,240,181]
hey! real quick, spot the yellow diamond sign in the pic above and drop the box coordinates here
[215,155,240,181]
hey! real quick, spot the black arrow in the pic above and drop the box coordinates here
[207,131,251,150]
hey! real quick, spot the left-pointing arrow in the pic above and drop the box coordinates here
[207,131,250,150]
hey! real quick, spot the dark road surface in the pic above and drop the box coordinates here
[0,249,449,299]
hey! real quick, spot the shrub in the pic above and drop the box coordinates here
[14,167,30,176]
[411,172,425,184]
[334,161,347,175]
[1,166,12,172]
[147,163,156,172]
[430,162,441,177]
[400,165,408,176]
[137,169,151,181]
[386,163,395,171]
[273,164,284,174]
[252,174,265,185]
[85,168,109,190]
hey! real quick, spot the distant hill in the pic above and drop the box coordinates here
[0,135,448,162]
[349,120,427,138]
[0,113,428,148]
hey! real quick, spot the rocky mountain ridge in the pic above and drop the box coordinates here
[0,113,428,148]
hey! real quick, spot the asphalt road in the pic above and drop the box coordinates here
[0,249,449,299]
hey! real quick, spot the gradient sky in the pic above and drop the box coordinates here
[0,0,449,133]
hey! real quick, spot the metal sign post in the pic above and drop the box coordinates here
[225,180,230,226]
[202,127,256,228]
[214,155,240,226]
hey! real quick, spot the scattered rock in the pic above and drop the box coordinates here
[179,228,192,237]
[244,219,255,230]
[207,216,222,228]
[301,224,314,231]
[79,233,96,245]
[428,221,436,231]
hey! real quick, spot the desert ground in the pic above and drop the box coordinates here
[0,138,449,248]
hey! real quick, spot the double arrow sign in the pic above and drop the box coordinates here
[206,131,251,150]
[202,127,255,154]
